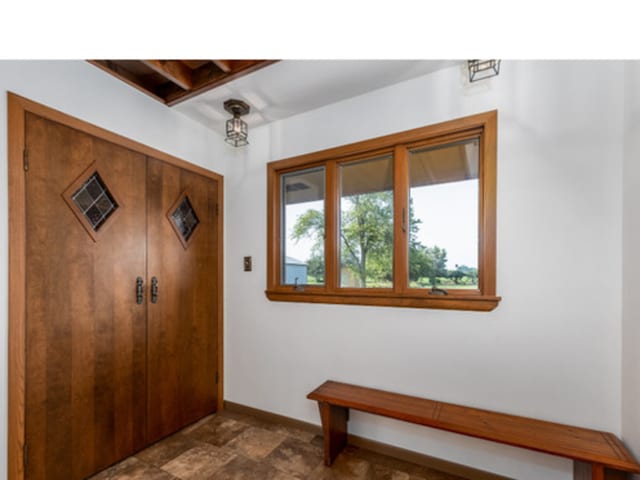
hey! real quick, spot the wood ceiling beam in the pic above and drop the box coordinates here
[142,60,194,90]
[165,60,278,106]
[211,60,232,73]
[89,59,278,106]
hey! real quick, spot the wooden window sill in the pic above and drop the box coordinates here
[265,290,501,311]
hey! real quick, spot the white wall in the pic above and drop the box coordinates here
[226,61,626,480]
[0,60,227,478]
[0,60,634,480]
[623,61,640,480]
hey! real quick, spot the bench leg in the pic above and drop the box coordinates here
[318,401,349,466]
[574,461,628,480]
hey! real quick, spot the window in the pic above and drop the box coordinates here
[408,139,479,290]
[71,172,118,231]
[266,111,499,311]
[340,155,394,288]
[281,167,325,286]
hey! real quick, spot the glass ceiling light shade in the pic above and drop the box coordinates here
[224,99,250,147]
[468,60,501,82]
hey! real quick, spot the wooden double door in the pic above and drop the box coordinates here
[24,113,219,479]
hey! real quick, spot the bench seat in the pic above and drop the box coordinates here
[307,381,640,480]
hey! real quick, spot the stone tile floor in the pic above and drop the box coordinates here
[89,410,468,480]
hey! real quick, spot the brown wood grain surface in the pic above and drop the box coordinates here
[25,113,148,479]
[8,93,27,480]
[146,158,218,444]
[89,60,277,106]
[318,402,348,466]
[308,381,640,474]
[9,93,225,480]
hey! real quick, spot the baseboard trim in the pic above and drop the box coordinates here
[223,401,513,480]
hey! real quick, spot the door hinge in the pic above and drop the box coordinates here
[23,443,28,468]
[215,371,219,384]
[23,149,29,172]
[215,203,219,216]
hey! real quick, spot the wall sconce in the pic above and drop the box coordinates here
[468,60,501,82]
[224,99,250,147]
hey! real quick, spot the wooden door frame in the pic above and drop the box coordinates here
[7,92,225,480]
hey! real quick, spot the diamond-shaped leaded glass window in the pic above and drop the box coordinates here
[171,196,199,242]
[71,172,118,231]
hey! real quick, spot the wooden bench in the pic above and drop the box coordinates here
[307,381,640,480]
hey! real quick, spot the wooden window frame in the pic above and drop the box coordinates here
[266,110,500,311]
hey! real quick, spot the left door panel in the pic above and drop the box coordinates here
[25,113,147,480]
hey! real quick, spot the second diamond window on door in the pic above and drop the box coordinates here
[169,195,199,247]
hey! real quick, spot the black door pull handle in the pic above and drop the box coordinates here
[151,277,158,304]
[136,277,144,304]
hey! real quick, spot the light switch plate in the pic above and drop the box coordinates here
[243,256,252,272]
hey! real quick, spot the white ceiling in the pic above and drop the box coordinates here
[173,60,459,136]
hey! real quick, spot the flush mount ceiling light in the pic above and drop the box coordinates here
[468,60,501,82]
[224,99,250,147]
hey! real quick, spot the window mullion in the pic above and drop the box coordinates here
[325,160,338,292]
[393,145,409,294]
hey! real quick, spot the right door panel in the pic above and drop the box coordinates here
[146,157,218,443]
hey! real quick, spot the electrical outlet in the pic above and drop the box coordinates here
[243,256,252,272]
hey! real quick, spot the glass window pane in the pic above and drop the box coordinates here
[409,139,479,289]
[281,167,325,285]
[171,196,199,242]
[71,172,118,231]
[339,155,393,288]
